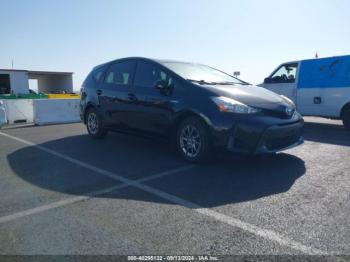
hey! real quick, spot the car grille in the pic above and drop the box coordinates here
[261,108,295,119]
[264,133,300,151]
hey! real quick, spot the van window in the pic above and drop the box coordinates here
[269,63,298,83]
[104,60,136,85]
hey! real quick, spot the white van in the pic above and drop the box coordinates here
[259,55,350,130]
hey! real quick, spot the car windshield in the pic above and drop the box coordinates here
[161,62,247,85]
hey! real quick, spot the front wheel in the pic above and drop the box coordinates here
[342,107,350,131]
[176,117,212,163]
[86,108,108,138]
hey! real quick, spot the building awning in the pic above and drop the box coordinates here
[0,69,73,75]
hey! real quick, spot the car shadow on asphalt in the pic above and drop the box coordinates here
[303,121,350,147]
[7,133,306,208]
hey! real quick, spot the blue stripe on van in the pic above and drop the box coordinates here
[298,55,350,88]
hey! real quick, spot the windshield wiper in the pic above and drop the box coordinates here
[186,79,217,85]
[215,81,237,85]
[216,81,252,86]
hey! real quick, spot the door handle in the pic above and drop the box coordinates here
[128,93,137,101]
[96,89,102,95]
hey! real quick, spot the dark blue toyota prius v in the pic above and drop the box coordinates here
[80,57,304,162]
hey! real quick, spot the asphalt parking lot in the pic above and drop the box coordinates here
[0,117,349,256]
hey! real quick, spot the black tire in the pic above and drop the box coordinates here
[176,116,212,163]
[342,106,350,131]
[85,108,108,139]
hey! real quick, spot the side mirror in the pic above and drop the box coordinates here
[155,80,168,90]
[233,71,240,77]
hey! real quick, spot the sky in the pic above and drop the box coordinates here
[0,0,349,90]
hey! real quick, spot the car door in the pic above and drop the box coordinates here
[127,60,177,134]
[97,60,136,128]
[262,63,299,104]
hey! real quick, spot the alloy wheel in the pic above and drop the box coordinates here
[179,125,202,158]
[87,112,98,135]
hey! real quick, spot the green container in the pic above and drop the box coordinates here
[0,94,17,99]
[16,93,49,99]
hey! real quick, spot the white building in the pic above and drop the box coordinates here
[0,69,73,94]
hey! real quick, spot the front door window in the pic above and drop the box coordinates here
[134,61,173,88]
[268,63,298,83]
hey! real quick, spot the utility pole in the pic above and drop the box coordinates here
[11,59,14,69]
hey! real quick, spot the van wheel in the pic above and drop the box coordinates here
[86,108,108,138]
[176,116,212,163]
[342,107,350,131]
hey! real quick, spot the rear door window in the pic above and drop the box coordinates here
[104,60,136,86]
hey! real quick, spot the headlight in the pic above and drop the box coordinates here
[280,95,295,107]
[211,96,261,114]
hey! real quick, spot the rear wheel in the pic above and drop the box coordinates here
[86,108,108,138]
[176,116,212,163]
[342,106,350,131]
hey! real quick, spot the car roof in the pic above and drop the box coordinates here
[93,57,201,69]
[153,58,199,65]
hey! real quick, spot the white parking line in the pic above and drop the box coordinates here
[0,186,114,224]
[0,165,194,224]
[0,131,327,255]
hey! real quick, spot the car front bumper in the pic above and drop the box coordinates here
[227,120,304,154]
[208,112,304,154]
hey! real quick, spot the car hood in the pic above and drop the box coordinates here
[204,84,294,110]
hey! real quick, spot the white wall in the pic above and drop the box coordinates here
[33,99,80,125]
[0,70,29,94]
[1,99,81,126]
[3,99,34,124]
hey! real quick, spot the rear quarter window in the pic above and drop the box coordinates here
[83,65,107,88]
[92,68,104,82]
